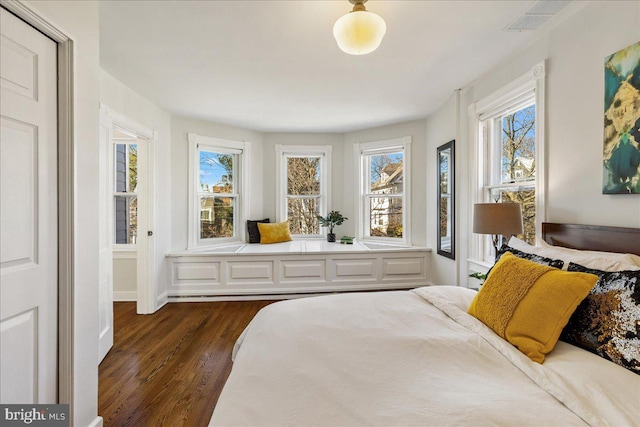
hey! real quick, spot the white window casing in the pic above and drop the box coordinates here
[467,61,546,270]
[354,136,412,245]
[188,133,251,249]
[275,144,332,238]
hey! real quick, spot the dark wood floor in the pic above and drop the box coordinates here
[99,300,274,427]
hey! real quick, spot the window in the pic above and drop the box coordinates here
[188,133,250,248]
[355,137,411,244]
[487,104,536,244]
[470,61,546,265]
[276,145,331,237]
[113,127,139,245]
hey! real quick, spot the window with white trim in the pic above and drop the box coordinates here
[486,102,536,244]
[113,127,140,246]
[276,145,331,237]
[470,62,546,265]
[188,133,250,248]
[355,137,411,244]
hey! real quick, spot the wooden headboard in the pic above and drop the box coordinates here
[541,223,640,256]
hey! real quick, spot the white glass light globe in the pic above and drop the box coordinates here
[333,10,386,55]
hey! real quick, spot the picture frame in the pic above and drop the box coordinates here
[437,140,455,259]
[603,41,640,194]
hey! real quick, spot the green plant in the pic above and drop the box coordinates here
[469,272,487,282]
[316,210,348,234]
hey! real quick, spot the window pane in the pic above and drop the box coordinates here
[200,151,234,194]
[369,197,402,238]
[287,157,320,195]
[287,198,319,234]
[200,196,234,239]
[501,104,535,183]
[115,144,137,193]
[369,152,403,192]
[114,195,137,244]
[493,188,536,245]
[440,194,452,251]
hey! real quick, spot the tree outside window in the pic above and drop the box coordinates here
[114,143,138,245]
[490,104,536,245]
[276,145,331,237]
[286,157,321,235]
[199,151,236,239]
[366,152,404,239]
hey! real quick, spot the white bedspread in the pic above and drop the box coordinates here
[210,286,640,427]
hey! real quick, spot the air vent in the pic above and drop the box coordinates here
[504,0,571,32]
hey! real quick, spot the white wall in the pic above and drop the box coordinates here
[425,95,458,285]
[436,0,640,286]
[100,1,639,296]
[112,257,137,301]
[23,1,101,425]
[171,115,263,251]
[261,133,345,228]
[99,69,173,305]
[343,119,428,247]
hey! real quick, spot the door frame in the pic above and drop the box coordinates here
[100,104,158,315]
[0,0,75,411]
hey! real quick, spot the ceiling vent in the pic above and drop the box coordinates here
[504,0,571,32]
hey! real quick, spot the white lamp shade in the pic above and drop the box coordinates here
[333,10,386,55]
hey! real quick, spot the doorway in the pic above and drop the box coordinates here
[98,105,157,362]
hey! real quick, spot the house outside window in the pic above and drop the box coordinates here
[487,103,537,244]
[188,133,251,248]
[113,127,139,246]
[198,151,236,239]
[469,61,546,266]
[275,145,331,237]
[355,137,411,245]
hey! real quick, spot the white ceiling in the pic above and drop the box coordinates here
[99,1,579,133]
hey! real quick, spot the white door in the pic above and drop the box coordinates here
[98,110,114,363]
[0,8,58,403]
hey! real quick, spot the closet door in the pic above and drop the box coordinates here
[0,7,58,403]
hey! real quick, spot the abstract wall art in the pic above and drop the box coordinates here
[603,41,640,194]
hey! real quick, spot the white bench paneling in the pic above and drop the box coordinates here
[175,263,219,281]
[383,258,424,277]
[333,259,376,280]
[281,259,325,282]
[227,261,274,284]
[167,242,432,299]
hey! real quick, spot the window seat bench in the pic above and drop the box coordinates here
[166,240,432,301]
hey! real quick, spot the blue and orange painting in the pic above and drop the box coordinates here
[603,41,640,194]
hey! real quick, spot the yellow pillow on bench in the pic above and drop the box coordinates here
[468,252,597,363]
[257,221,292,244]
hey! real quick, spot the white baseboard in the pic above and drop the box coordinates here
[87,416,103,427]
[156,290,168,310]
[113,291,137,301]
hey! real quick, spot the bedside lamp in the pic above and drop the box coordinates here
[473,203,523,257]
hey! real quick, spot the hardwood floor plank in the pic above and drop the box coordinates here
[99,300,274,426]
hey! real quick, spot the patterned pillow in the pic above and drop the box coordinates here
[247,218,269,243]
[562,262,640,375]
[486,245,564,279]
[495,244,565,269]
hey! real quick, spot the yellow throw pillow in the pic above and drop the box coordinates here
[468,252,597,363]
[257,221,292,244]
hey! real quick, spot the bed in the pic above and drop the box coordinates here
[210,223,640,426]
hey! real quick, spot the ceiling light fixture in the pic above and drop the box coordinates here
[333,0,386,55]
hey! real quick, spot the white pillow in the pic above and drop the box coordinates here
[507,236,640,272]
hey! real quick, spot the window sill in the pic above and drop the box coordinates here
[467,258,492,274]
[168,239,430,257]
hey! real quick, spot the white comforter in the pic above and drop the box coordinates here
[210,286,639,427]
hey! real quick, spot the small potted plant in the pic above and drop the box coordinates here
[317,210,348,242]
